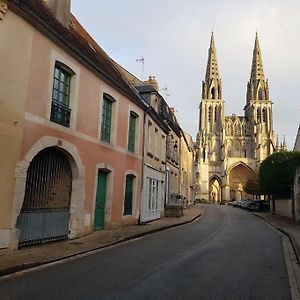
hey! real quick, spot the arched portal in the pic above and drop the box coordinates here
[16,147,72,246]
[228,163,255,201]
[209,176,221,204]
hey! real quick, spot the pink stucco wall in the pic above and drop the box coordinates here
[20,27,143,228]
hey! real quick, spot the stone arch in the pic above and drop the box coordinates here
[209,175,222,204]
[226,120,233,136]
[228,162,256,201]
[12,136,86,247]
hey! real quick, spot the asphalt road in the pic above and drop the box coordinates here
[0,205,291,300]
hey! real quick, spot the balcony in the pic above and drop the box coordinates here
[50,100,71,127]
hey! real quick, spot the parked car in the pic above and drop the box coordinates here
[231,200,240,207]
[240,199,251,209]
[247,200,260,211]
[247,200,270,212]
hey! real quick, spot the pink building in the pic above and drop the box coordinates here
[1,0,146,248]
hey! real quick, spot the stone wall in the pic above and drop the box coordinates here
[272,198,292,219]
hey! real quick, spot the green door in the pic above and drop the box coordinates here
[94,171,107,230]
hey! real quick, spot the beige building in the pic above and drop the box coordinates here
[180,132,195,207]
[196,33,276,203]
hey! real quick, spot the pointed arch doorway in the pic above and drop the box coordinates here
[209,176,221,204]
[228,163,255,201]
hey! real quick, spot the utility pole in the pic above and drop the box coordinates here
[136,57,145,80]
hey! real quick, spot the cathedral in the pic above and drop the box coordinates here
[195,33,279,204]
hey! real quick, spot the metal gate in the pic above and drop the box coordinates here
[16,147,72,247]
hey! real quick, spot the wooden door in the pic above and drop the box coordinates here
[94,171,107,230]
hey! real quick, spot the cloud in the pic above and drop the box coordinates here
[72,0,300,149]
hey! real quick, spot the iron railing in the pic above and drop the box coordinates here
[50,100,71,127]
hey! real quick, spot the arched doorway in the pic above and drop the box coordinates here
[229,163,255,201]
[209,176,221,204]
[16,147,72,246]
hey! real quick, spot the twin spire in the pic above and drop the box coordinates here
[202,32,222,100]
[250,32,265,82]
[204,32,269,102]
[205,32,220,82]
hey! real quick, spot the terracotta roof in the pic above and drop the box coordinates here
[9,0,143,106]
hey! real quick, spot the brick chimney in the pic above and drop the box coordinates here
[44,0,71,28]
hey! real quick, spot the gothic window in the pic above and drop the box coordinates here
[214,106,217,122]
[211,87,215,99]
[257,108,261,122]
[262,108,267,122]
[258,88,263,100]
[208,106,212,122]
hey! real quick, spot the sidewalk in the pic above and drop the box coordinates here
[254,212,300,261]
[0,204,203,277]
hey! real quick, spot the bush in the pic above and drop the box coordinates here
[259,151,300,198]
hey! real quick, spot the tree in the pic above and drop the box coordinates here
[259,151,300,198]
[244,173,264,195]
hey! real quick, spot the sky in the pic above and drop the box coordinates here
[71,0,300,149]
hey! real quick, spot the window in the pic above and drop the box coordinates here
[147,121,153,156]
[128,112,138,152]
[214,106,217,122]
[101,94,113,143]
[123,175,135,215]
[148,178,159,212]
[50,64,72,127]
[208,106,212,122]
[257,108,261,122]
[262,108,267,122]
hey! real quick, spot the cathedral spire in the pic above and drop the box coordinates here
[246,33,269,103]
[205,32,220,82]
[250,32,265,82]
[202,32,222,100]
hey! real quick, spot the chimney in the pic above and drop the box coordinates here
[44,0,71,28]
[144,75,159,91]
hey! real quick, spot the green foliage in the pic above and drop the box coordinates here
[244,173,264,195]
[259,151,300,198]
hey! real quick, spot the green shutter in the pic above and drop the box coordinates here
[101,97,112,143]
[128,113,137,152]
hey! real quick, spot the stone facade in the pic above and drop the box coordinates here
[195,33,276,203]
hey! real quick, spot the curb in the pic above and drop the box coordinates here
[253,213,300,264]
[0,209,203,278]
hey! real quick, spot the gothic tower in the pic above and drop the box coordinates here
[244,33,275,161]
[196,32,225,202]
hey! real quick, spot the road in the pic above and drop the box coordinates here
[0,205,291,300]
